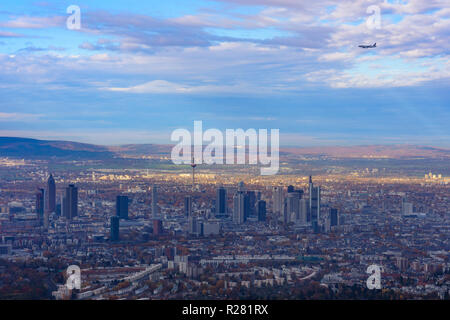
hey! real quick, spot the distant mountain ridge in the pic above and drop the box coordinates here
[0,137,113,159]
[0,137,449,160]
[280,145,450,159]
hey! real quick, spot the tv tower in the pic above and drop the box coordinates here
[191,157,197,190]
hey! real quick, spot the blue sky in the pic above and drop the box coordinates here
[0,0,449,146]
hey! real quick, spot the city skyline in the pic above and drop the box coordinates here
[0,0,448,303]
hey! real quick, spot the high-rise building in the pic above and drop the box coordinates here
[233,192,245,225]
[299,198,308,224]
[246,191,256,218]
[110,216,119,241]
[330,208,339,226]
[55,203,61,216]
[35,188,45,220]
[309,176,320,223]
[64,184,78,220]
[46,174,56,213]
[152,185,158,218]
[286,192,300,223]
[184,195,192,217]
[43,211,49,229]
[216,187,227,217]
[272,187,284,215]
[153,219,163,235]
[62,195,67,218]
[116,195,129,220]
[257,200,266,222]
[188,216,199,235]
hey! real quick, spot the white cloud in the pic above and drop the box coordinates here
[0,113,43,121]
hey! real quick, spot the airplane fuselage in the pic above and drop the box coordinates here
[359,43,376,49]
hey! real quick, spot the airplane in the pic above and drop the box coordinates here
[359,43,376,49]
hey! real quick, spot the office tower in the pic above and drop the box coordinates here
[312,220,320,234]
[243,193,251,221]
[233,192,245,225]
[299,198,308,224]
[246,191,256,217]
[309,176,320,223]
[184,195,192,217]
[43,211,49,229]
[216,187,227,217]
[64,184,78,220]
[286,192,300,223]
[272,186,284,214]
[188,216,198,235]
[43,188,48,213]
[116,195,129,220]
[36,189,45,220]
[56,203,61,216]
[282,199,289,224]
[330,208,339,227]
[257,200,266,222]
[152,185,158,218]
[110,216,120,241]
[153,219,163,235]
[46,174,56,213]
[62,195,67,218]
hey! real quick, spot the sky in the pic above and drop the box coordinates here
[0,0,449,146]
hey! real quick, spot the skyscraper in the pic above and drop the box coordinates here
[153,219,163,235]
[233,192,245,225]
[216,187,227,217]
[152,185,158,218]
[116,195,129,220]
[64,184,78,220]
[286,192,300,223]
[184,195,192,217]
[272,186,284,215]
[330,208,339,227]
[188,216,198,235]
[35,188,44,221]
[246,190,256,218]
[110,216,119,241]
[309,176,320,224]
[257,200,266,222]
[43,211,49,229]
[46,174,56,213]
[299,198,308,224]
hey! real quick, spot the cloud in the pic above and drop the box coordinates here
[0,31,26,38]
[103,79,277,95]
[305,57,450,88]
[0,113,43,121]
[0,0,448,92]
[0,15,64,29]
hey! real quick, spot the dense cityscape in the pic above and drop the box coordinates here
[0,0,449,306]
[0,155,448,300]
